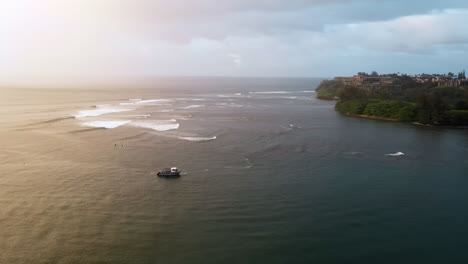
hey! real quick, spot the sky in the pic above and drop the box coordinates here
[0,0,467,83]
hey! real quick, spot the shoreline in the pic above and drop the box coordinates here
[342,112,468,128]
[320,98,468,128]
[348,114,398,122]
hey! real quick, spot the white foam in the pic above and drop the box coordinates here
[218,93,242,97]
[343,152,363,155]
[181,105,205,109]
[81,120,131,129]
[385,152,405,157]
[74,108,134,118]
[178,136,217,141]
[130,120,180,131]
[136,99,172,104]
[250,91,291,94]
[159,109,174,112]
[250,91,315,94]
[119,102,135,106]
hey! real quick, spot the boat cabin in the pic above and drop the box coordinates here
[157,167,181,177]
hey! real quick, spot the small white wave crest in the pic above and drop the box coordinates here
[177,136,217,141]
[81,120,131,129]
[181,105,205,109]
[385,152,405,157]
[74,108,134,118]
[130,120,180,131]
[250,91,291,94]
[136,99,172,104]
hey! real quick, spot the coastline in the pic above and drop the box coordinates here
[348,114,398,122]
[317,97,468,128]
[340,109,468,128]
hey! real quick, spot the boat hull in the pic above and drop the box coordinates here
[157,172,181,177]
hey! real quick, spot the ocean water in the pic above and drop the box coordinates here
[1,77,468,264]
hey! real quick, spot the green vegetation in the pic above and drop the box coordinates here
[316,73,468,126]
[445,110,468,126]
[315,80,343,100]
[335,100,367,115]
[335,100,417,121]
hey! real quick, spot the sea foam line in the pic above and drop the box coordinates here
[135,99,172,104]
[181,105,205,109]
[177,136,217,141]
[81,120,131,129]
[74,108,134,118]
[385,152,405,157]
[250,91,291,94]
[130,120,180,131]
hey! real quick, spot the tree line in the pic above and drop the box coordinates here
[316,75,468,126]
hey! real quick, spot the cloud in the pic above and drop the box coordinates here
[227,54,242,67]
[320,9,468,53]
[1,0,468,82]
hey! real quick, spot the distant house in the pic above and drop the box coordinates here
[334,76,362,86]
[438,79,468,87]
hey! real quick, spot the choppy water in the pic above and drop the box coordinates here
[1,77,468,263]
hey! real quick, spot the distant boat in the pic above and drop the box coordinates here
[157,167,181,177]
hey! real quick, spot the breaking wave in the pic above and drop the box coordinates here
[177,136,217,141]
[217,93,243,97]
[135,99,172,104]
[250,90,315,94]
[74,108,134,118]
[130,120,180,131]
[385,152,405,157]
[250,91,291,94]
[181,105,205,109]
[81,120,131,129]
